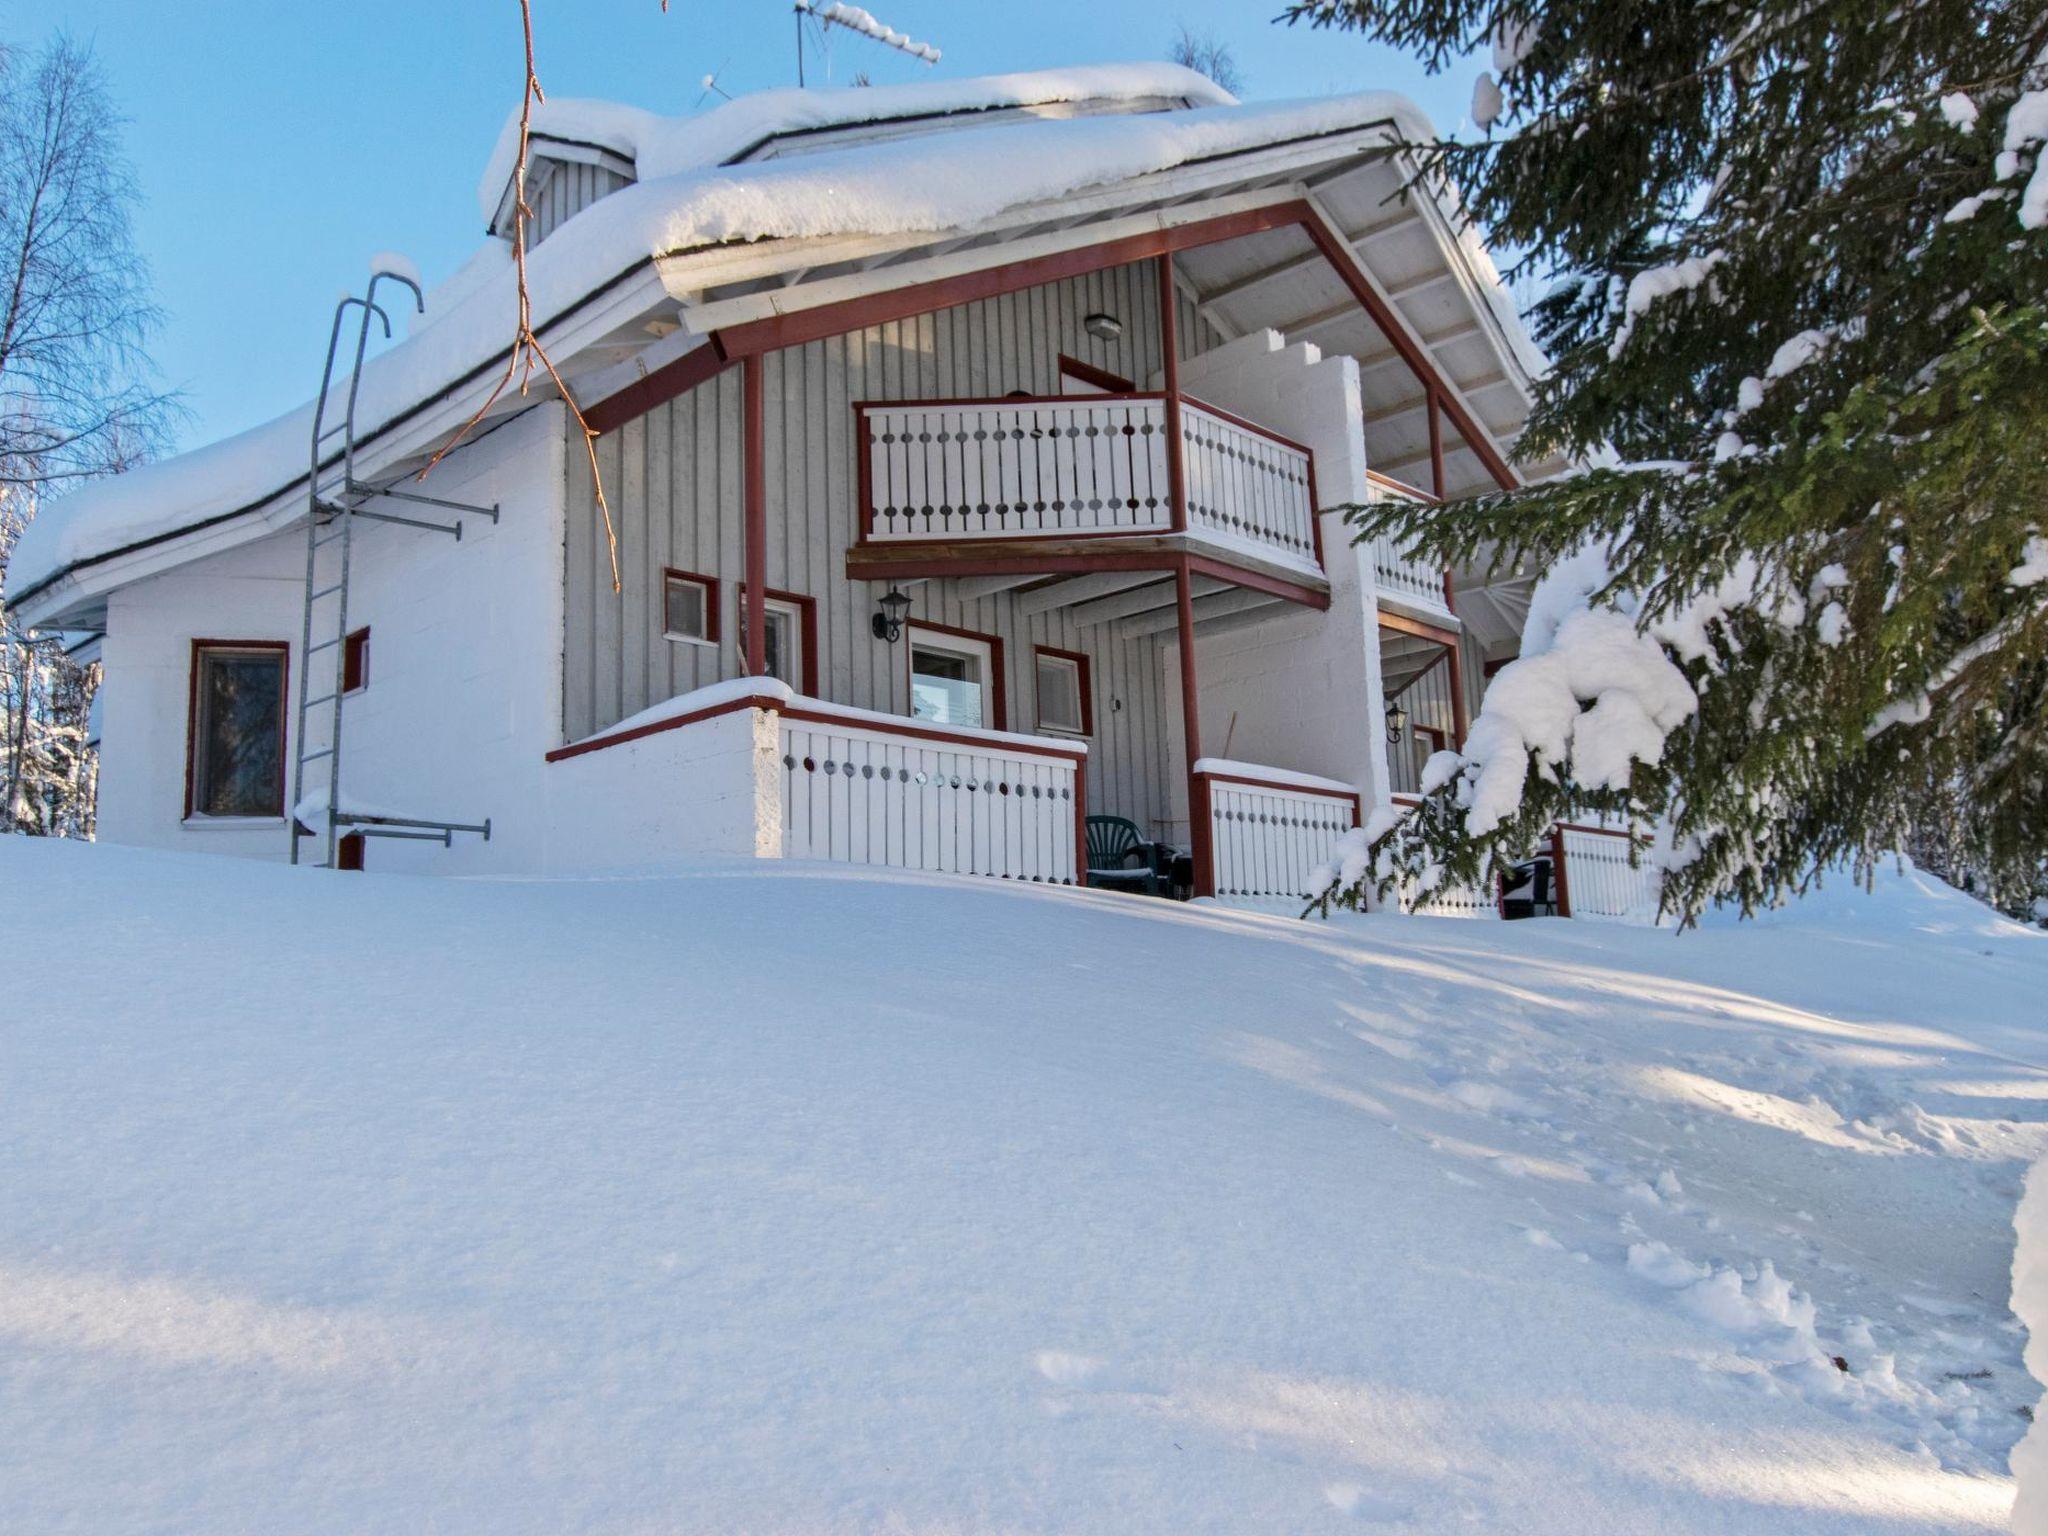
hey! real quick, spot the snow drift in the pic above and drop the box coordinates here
[0,839,2038,1532]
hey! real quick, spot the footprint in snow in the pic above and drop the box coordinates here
[1033,1349,1105,1385]
[1324,1482,1411,1521]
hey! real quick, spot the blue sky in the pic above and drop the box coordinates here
[21,1,1473,453]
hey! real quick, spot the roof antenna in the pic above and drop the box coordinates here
[793,1,941,88]
[696,66,732,108]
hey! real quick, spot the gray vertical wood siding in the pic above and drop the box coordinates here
[564,259,1226,836]
[530,162,632,245]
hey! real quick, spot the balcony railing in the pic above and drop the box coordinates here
[1195,758,1359,905]
[1178,400,1320,567]
[1551,822,1658,922]
[1389,793,1502,918]
[856,392,1320,574]
[780,703,1084,885]
[1365,472,1455,620]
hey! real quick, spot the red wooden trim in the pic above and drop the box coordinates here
[1182,552,1331,610]
[341,626,370,694]
[713,201,1313,360]
[185,639,290,819]
[857,526,1175,552]
[1172,558,1215,898]
[743,354,767,676]
[1446,636,1470,749]
[855,389,1162,412]
[1074,757,1089,888]
[778,704,1084,760]
[547,688,1091,765]
[906,618,1007,732]
[1192,766,1361,825]
[1180,395,1314,460]
[586,340,731,436]
[1555,820,1633,839]
[1367,468,1438,503]
[857,406,876,541]
[849,549,1181,583]
[546,691,779,762]
[740,583,820,695]
[1297,210,1520,492]
[1376,609,1460,648]
[1306,450,1326,570]
[660,566,722,644]
[1057,354,1135,393]
[1550,824,1573,919]
[1427,388,1446,500]
[1032,643,1094,736]
[1159,253,1188,535]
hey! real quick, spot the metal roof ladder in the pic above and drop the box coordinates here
[288,271,498,868]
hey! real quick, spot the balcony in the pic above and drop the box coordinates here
[853,392,1323,588]
[1364,471,1455,624]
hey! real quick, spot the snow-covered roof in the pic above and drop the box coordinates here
[475,62,1235,225]
[8,62,1530,624]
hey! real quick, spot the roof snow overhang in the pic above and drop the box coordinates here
[9,71,1552,633]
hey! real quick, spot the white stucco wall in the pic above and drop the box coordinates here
[1161,332,1396,839]
[95,404,568,874]
[540,706,780,875]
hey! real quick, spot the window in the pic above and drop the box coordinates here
[187,641,288,818]
[908,624,1003,731]
[1034,646,1092,735]
[740,586,816,693]
[342,627,370,693]
[662,568,718,646]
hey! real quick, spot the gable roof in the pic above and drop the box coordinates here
[8,63,1546,629]
[478,61,1236,229]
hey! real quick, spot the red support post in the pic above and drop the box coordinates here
[1550,824,1573,919]
[1427,388,1446,501]
[1158,252,1188,533]
[1175,557,1213,897]
[1445,635,1470,750]
[743,353,767,677]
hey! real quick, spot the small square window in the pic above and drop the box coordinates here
[662,570,718,646]
[1034,648,1091,736]
[342,627,370,693]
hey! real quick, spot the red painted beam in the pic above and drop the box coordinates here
[713,202,1313,361]
[743,354,767,677]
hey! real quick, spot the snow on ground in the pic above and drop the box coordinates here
[1,839,2041,1533]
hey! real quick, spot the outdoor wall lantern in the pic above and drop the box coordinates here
[872,588,913,643]
[1385,697,1410,744]
[1083,311,1123,341]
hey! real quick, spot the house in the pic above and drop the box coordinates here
[6,61,1641,912]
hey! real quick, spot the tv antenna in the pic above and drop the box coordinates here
[696,66,733,107]
[793,2,940,88]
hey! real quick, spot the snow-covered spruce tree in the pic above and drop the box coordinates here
[1285,0,2048,921]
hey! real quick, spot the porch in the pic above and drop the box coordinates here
[543,680,1361,900]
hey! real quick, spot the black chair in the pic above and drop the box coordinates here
[1085,815,1167,896]
[1501,856,1556,920]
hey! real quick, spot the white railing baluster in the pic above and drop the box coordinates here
[1196,762,1359,908]
[857,395,1316,574]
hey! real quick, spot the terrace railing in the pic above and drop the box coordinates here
[1195,759,1359,906]
[856,392,1321,575]
[780,701,1085,885]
